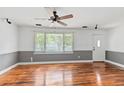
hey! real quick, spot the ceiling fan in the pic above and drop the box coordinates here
[34,10,73,26]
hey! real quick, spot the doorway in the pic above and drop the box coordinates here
[92,34,105,61]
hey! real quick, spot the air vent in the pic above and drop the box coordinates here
[36,24,42,26]
[82,26,88,28]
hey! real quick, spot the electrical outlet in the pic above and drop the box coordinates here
[78,56,80,59]
[30,57,33,62]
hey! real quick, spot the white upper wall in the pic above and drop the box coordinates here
[18,26,107,51]
[19,26,35,51]
[0,21,18,54]
[107,22,124,52]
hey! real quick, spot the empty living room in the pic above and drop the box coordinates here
[0,7,124,87]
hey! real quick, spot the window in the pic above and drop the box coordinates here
[64,34,73,51]
[35,32,45,51]
[46,34,63,52]
[97,40,101,48]
[35,32,73,53]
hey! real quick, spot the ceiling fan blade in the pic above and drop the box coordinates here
[34,18,48,20]
[57,21,67,26]
[58,14,73,20]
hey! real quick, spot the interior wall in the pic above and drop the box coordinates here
[19,26,107,51]
[107,23,124,52]
[18,26,107,62]
[0,21,18,71]
[106,22,124,64]
[18,26,94,51]
[0,21,18,54]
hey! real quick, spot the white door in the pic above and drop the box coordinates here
[92,34,105,61]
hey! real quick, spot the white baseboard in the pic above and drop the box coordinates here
[0,63,18,75]
[93,60,105,61]
[3,60,123,75]
[18,60,93,65]
[0,60,93,75]
[1,60,124,76]
[105,60,124,68]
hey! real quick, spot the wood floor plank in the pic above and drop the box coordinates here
[0,61,124,86]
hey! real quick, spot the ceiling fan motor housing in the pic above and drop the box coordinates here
[52,11,59,21]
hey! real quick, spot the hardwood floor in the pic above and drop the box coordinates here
[0,61,124,86]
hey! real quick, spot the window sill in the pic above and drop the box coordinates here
[33,51,74,54]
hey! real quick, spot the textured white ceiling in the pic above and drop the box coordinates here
[0,7,124,28]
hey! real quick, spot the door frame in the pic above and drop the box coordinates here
[92,33,105,61]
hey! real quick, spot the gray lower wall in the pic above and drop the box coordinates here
[106,51,124,65]
[1,50,124,71]
[18,51,92,62]
[0,51,92,71]
[0,51,124,71]
[0,52,18,71]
